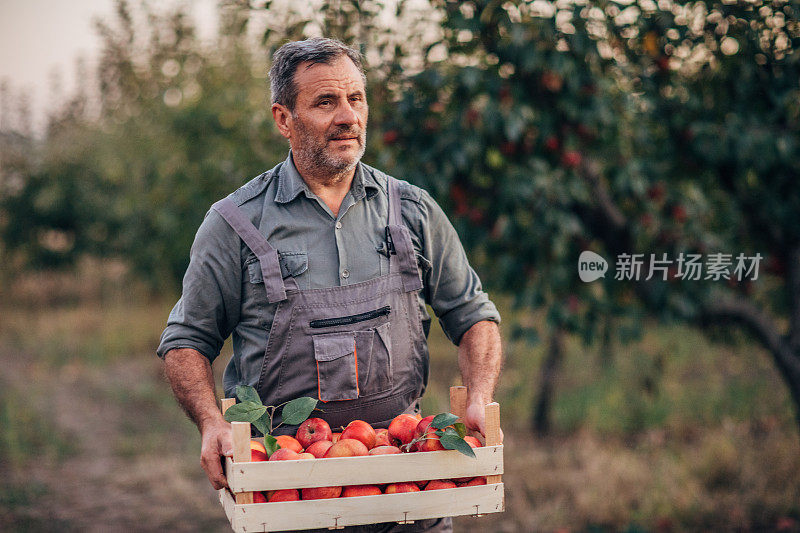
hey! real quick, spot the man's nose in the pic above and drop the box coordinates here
[333,100,359,126]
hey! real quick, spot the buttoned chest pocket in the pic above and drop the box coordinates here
[246,251,309,287]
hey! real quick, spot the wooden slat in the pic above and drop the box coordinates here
[218,488,236,527]
[449,386,467,422]
[230,483,504,532]
[231,421,254,505]
[220,398,236,414]
[483,402,502,484]
[226,445,503,492]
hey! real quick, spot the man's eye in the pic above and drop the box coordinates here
[318,100,332,107]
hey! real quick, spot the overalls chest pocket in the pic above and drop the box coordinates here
[310,308,393,402]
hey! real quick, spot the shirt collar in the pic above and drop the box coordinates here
[274,151,379,204]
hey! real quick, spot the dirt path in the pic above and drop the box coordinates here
[1,346,229,532]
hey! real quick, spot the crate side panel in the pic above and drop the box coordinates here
[227,446,503,492]
[218,488,243,533]
[231,483,504,532]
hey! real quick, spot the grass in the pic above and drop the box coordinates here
[1,262,799,531]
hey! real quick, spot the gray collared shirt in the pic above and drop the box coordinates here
[157,153,500,392]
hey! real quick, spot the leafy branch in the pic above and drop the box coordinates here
[223,385,318,457]
[401,412,476,458]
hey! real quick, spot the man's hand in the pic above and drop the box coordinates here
[164,348,234,490]
[200,418,234,490]
[464,400,504,443]
[457,320,503,442]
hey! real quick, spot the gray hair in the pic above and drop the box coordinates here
[269,38,366,111]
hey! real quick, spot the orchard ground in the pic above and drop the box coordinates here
[0,260,798,532]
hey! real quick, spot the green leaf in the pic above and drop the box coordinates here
[264,434,279,457]
[442,427,460,437]
[223,401,267,423]
[235,385,262,406]
[430,412,459,429]
[453,422,467,438]
[440,434,476,458]
[252,411,271,436]
[281,397,318,425]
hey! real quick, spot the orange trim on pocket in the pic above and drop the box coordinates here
[353,339,360,396]
[316,359,327,403]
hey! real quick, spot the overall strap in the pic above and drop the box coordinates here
[211,197,288,303]
[386,177,423,293]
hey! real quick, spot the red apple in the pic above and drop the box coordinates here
[424,480,456,490]
[456,477,487,487]
[341,420,376,450]
[269,448,301,461]
[464,436,482,448]
[305,440,333,458]
[369,445,402,455]
[252,491,268,503]
[268,489,300,502]
[385,482,420,494]
[250,440,268,462]
[413,416,445,452]
[297,452,315,460]
[388,414,419,446]
[342,485,382,497]
[295,418,332,449]
[374,428,391,447]
[301,486,342,500]
[331,432,342,443]
[274,435,303,454]
[323,438,369,458]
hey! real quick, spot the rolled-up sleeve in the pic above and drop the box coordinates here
[406,188,501,345]
[156,208,242,362]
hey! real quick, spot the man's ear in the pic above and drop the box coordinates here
[271,103,292,139]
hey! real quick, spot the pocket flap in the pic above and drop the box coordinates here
[279,251,308,279]
[313,333,355,362]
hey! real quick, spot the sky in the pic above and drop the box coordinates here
[0,0,218,130]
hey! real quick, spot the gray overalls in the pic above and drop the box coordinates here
[212,174,452,532]
[212,173,427,432]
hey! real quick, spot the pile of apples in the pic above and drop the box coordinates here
[246,414,487,503]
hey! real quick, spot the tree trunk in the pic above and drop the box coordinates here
[532,326,565,436]
[700,296,800,432]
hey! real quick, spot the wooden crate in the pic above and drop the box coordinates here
[217,386,504,532]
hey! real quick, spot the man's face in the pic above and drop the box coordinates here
[282,55,368,175]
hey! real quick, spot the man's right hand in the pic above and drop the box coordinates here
[200,418,234,490]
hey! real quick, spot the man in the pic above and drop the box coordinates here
[157,38,501,532]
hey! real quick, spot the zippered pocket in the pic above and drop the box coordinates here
[309,306,391,329]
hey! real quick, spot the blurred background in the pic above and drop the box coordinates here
[1,0,799,531]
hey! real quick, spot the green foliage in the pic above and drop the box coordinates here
[437,427,476,457]
[223,401,267,423]
[280,396,318,425]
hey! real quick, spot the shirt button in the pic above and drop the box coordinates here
[335,221,342,229]
[341,269,350,279]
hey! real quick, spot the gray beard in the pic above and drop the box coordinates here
[291,117,366,179]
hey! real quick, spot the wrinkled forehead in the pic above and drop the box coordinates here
[293,56,366,100]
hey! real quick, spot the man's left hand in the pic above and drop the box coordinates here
[464,400,504,444]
